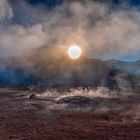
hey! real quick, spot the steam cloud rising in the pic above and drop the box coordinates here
[0,0,140,60]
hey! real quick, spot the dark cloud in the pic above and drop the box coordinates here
[25,0,140,7]
[25,0,63,9]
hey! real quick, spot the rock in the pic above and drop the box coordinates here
[29,94,36,99]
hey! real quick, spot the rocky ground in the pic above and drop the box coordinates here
[0,88,139,140]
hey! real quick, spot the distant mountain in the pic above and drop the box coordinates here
[0,46,139,92]
[105,59,140,75]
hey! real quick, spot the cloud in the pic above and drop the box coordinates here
[0,24,47,56]
[0,0,140,60]
[0,0,47,56]
[42,1,140,60]
[0,0,13,21]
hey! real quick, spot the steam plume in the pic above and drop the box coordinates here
[0,0,139,60]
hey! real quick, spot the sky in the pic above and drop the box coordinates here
[26,0,140,7]
[0,0,140,61]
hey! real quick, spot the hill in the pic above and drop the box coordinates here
[0,46,139,91]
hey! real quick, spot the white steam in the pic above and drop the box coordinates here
[0,0,13,21]
[0,24,47,56]
[0,0,140,60]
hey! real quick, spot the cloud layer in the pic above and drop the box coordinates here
[0,0,13,21]
[0,0,140,61]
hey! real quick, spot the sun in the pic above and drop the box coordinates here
[67,45,82,59]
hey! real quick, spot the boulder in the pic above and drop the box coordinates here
[29,94,36,99]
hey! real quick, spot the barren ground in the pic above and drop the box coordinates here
[0,88,139,140]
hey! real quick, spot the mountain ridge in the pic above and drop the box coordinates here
[0,47,139,90]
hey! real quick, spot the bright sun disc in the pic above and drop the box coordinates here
[68,45,82,59]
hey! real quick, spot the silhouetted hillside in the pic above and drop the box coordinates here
[0,47,139,91]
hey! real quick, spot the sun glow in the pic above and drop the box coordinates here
[68,45,82,59]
